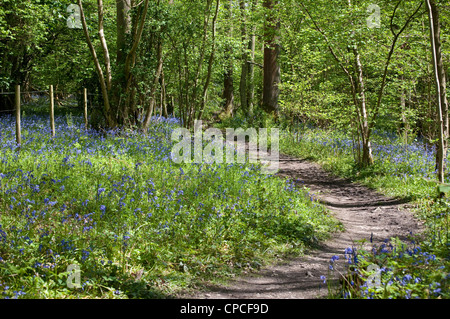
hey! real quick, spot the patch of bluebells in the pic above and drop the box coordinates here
[0,225,7,244]
[330,237,449,299]
[285,127,447,182]
[0,112,338,297]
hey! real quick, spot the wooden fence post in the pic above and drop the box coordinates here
[84,88,88,130]
[50,85,55,137]
[15,84,21,147]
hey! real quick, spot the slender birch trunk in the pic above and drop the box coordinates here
[426,0,449,184]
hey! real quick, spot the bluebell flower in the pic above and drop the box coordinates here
[344,247,353,255]
[330,255,339,263]
[81,249,90,262]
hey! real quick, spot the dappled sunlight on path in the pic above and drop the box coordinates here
[185,152,423,299]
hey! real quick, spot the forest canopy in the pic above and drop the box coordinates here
[0,0,449,167]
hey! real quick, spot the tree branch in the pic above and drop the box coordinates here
[300,3,351,80]
[97,0,111,90]
[369,0,424,136]
[125,0,150,79]
[77,0,113,126]
[197,0,220,121]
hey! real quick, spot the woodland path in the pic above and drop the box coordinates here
[182,150,424,299]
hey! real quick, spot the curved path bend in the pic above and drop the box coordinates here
[183,151,423,299]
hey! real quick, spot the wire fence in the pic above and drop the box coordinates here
[0,90,48,95]
[0,91,101,96]
[0,88,101,113]
[1,85,93,145]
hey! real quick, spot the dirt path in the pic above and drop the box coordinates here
[182,152,423,299]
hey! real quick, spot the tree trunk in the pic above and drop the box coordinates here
[122,0,150,126]
[116,0,131,66]
[143,40,164,131]
[78,0,114,128]
[239,0,248,114]
[353,46,373,166]
[223,0,234,118]
[400,78,410,144]
[189,0,214,127]
[262,0,280,116]
[114,0,131,123]
[248,27,256,117]
[97,0,112,91]
[240,0,256,117]
[196,0,220,124]
[160,69,168,118]
[223,65,234,118]
[426,0,449,184]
